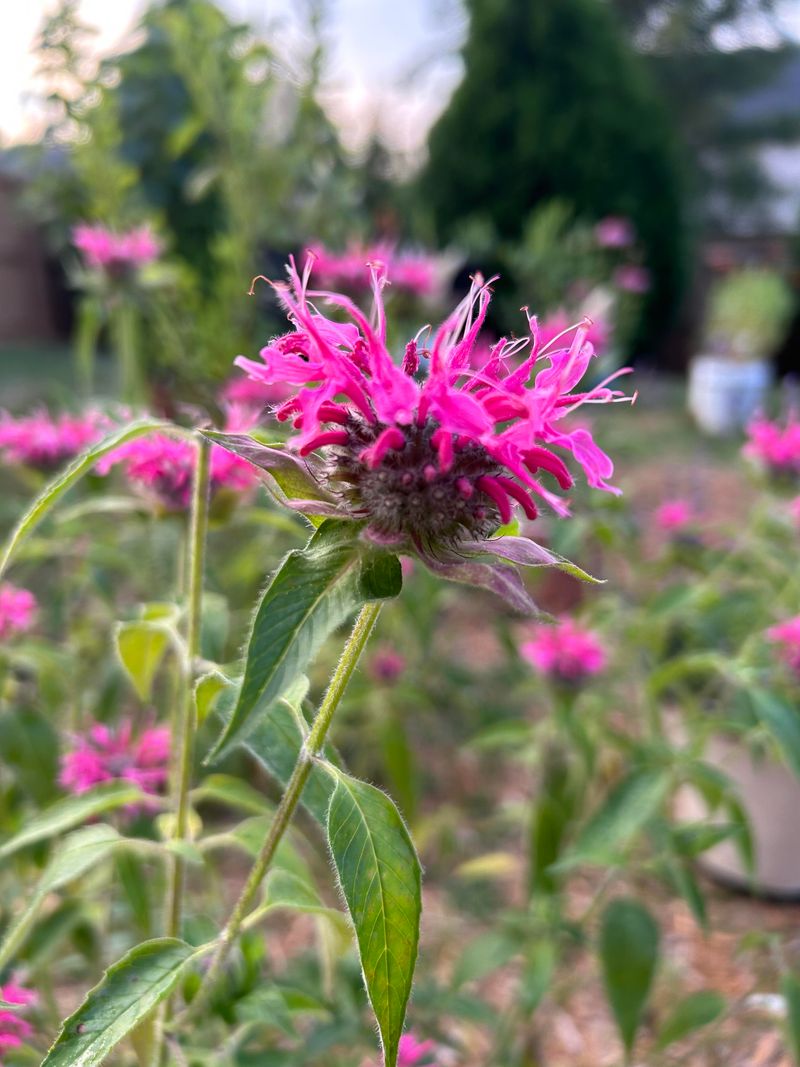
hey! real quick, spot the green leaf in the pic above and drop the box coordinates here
[200,430,338,509]
[262,869,350,934]
[41,938,200,1067]
[0,825,120,971]
[358,550,402,600]
[194,668,234,725]
[750,689,800,778]
[115,621,171,701]
[327,770,421,1067]
[559,769,669,869]
[0,782,146,861]
[656,990,725,1050]
[240,681,339,826]
[599,898,660,1056]
[452,932,520,988]
[0,419,176,579]
[191,773,270,815]
[209,521,366,758]
[783,972,800,1065]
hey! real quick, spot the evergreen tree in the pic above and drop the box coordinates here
[420,0,687,351]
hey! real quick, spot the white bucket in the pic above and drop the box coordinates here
[688,355,770,436]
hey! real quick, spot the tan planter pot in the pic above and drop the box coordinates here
[676,732,800,898]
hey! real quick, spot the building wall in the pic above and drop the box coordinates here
[0,175,59,345]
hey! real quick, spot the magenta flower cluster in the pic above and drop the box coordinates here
[60,719,171,804]
[397,1034,437,1066]
[236,257,626,558]
[521,617,606,682]
[308,243,440,298]
[767,617,800,676]
[0,409,106,471]
[0,981,36,1062]
[73,223,160,274]
[0,584,37,641]
[654,498,695,534]
[99,433,257,511]
[744,413,800,477]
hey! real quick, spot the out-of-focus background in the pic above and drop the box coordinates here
[1,0,800,403]
[6,5,800,1066]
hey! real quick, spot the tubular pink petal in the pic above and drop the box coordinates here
[298,430,349,456]
[476,475,512,525]
[359,427,405,469]
[456,477,474,499]
[494,476,539,519]
[524,447,574,490]
[431,428,454,472]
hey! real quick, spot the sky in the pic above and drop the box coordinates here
[1,0,799,154]
[0,0,465,154]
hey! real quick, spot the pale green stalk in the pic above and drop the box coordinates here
[181,600,383,1022]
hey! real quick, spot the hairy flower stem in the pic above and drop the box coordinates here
[167,436,211,938]
[182,600,383,1022]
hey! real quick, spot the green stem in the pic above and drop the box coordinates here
[74,298,102,397]
[166,436,211,939]
[182,600,383,1022]
[112,300,141,404]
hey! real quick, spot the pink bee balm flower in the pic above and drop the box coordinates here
[614,264,651,294]
[60,719,171,802]
[767,616,800,675]
[744,414,800,476]
[235,258,626,550]
[369,646,406,684]
[595,216,635,249]
[0,584,37,641]
[73,223,160,274]
[308,243,439,298]
[98,433,257,511]
[521,617,606,681]
[654,498,694,533]
[221,373,292,418]
[0,409,107,471]
[397,1033,437,1066]
[0,981,37,1060]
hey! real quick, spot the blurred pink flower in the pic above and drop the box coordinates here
[521,617,606,681]
[221,373,292,418]
[654,498,694,533]
[369,646,406,684]
[60,719,171,803]
[235,257,628,560]
[614,264,650,294]
[0,409,107,470]
[0,981,36,1061]
[308,242,439,297]
[595,216,635,248]
[398,1034,437,1066]
[767,616,800,675]
[73,223,160,273]
[98,433,257,511]
[0,584,37,641]
[744,414,800,476]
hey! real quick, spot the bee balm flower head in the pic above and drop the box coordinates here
[73,223,160,276]
[0,409,107,471]
[0,981,37,1060]
[60,719,171,807]
[0,584,37,641]
[767,616,800,676]
[397,1033,437,1066]
[521,617,606,682]
[222,256,629,609]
